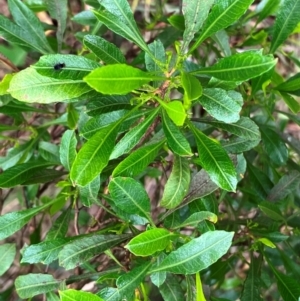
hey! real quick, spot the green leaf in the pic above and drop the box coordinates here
[84,35,126,64]
[151,230,234,274]
[145,40,166,73]
[15,274,60,299]
[125,228,171,256]
[189,0,254,53]
[108,177,151,220]
[160,156,191,209]
[79,176,100,207]
[0,159,55,188]
[276,272,300,301]
[150,253,167,287]
[222,136,260,153]
[275,73,300,94]
[267,170,300,202]
[112,139,165,177]
[190,123,237,191]
[8,68,92,103]
[174,211,218,229]
[110,107,160,160]
[198,88,241,123]
[162,111,192,156]
[0,197,59,240]
[260,126,288,167]
[84,64,157,95]
[160,101,187,126]
[203,117,261,140]
[270,0,300,53]
[59,130,77,171]
[192,51,277,81]
[159,274,185,301]
[0,244,16,276]
[279,92,300,114]
[70,121,120,186]
[59,289,104,301]
[8,0,53,54]
[181,0,214,53]
[258,201,284,221]
[39,141,60,163]
[59,234,130,270]
[256,0,281,23]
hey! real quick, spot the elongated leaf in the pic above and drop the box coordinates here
[275,73,300,93]
[190,123,237,191]
[0,244,16,276]
[280,92,300,114]
[112,139,165,177]
[270,0,300,53]
[192,51,276,81]
[181,0,214,53]
[110,107,160,159]
[15,274,60,299]
[145,39,166,73]
[151,231,234,274]
[159,274,185,301]
[0,198,59,240]
[59,234,130,270]
[256,0,281,23]
[70,121,120,186]
[198,88,241,123]
[0,160,54,188]
[8,0,53,53]
[125,228,171,256]
[174,212,218,229]
[84,35,126,64]
[84,64,157,95]
[59,130,77,171]
[259,201,284,221]
[267,170,300,202]
[222,136,260,153]
[98,288,120,301]
[162,111,192,156]
[203,117,260,140]
[160,101,187,126]
[8,68,92,103]
[150,253,167,287]
[60,289,104,301]
[79,176,100,207]
[39,141,60,163]
[108,177,150,220]
[190,0,254,52]
[160,156,191,209]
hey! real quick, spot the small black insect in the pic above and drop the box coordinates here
[54,63,65,70]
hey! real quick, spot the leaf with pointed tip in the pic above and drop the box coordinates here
[0,244,16,276]
[279,92,300,114]
[59,130,77,171]
[222,136,260,153]
[160,101,186,126]
[259,201,284,221]
[174,212,218,229]
[59,289,104,301]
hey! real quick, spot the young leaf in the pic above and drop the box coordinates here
[84,35,126,64]
[59,289,104,301]
[0,244,16,276]
[190,123,237,191]
[125,228,171,256]
[151,231,234,274]
[270,0,300,53]
[70,121,120,186]
[59,130,77,171]
[15,274,60,299]
[162,111,193,156]
[160,101,187,126]
[181,0,214,53]
[160,156,191,209]
[189,0,254,52]
[59,234,130,270]
[112,139,165,177]
[8,68,92,103]
[84,64,157,95]
[108,177,151,220]
[192,51,277,81]
[174,211,218,229]
[198,88,241,123]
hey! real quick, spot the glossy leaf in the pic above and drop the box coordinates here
[270,0,300,53]
[198,88,241,123]
[160,156,191,209]
[59,130,77,171]
[79,176,100,207]
[108,177,151,220]
[162,111,192,156]
[112,139,165,177]
[160,101,187,126]
[279,92,300,114]
[181,0,214,53]
[190,0,254,52]
[59,234,130,270]
[70,121,120,186]
[15,274,60,299]
[125,228,171,256]
[151,231,234,274]
[267,170,300,202]
[84,64,156,95]
[190,123,237,191]
[192,51,276,81]
[275,73,300,94]
[59,289,104,301]
[174,211,218,229]
[0,244,16,276]
[8,68,92,103]
[84,35,126,64]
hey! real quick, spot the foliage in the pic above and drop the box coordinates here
[0,0,300,300]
